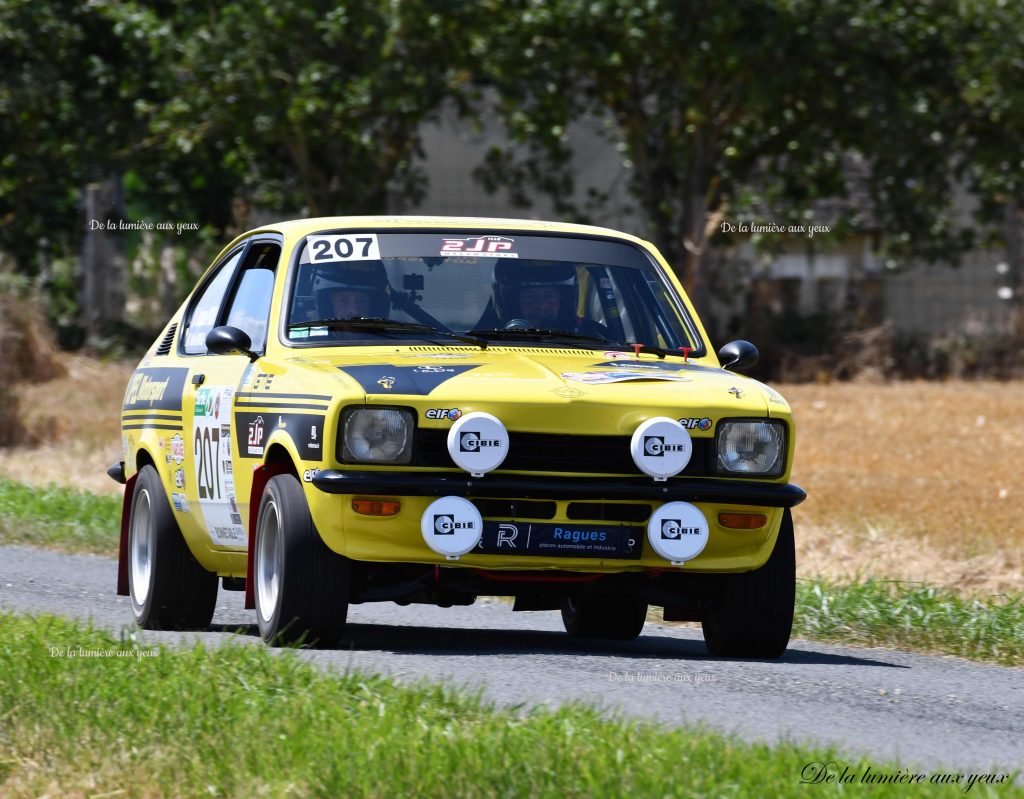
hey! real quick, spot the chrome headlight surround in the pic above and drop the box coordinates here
[715,420,786,478]
[339,406,414,465]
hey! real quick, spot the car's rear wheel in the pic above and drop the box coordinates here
[128,464,218,629]
[561,593,648,640]
[701,509,795,658]
[254,473,350,647]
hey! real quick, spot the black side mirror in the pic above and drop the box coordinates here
[717,340,759,372]
[206,325,258,361]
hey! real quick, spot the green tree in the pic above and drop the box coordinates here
[955,1,1024,315]
[139,0,487,217]
[0,0,154,272]
[478,0,974,318]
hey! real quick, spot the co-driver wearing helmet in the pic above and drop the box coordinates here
[326,287,374,318]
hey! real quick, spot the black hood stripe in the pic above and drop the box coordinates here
[337,364,482,395]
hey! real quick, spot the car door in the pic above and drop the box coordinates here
[178,236,282,551]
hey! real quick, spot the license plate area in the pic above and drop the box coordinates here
[474,520,643,559]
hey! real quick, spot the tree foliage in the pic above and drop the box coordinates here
[478,0,981,314]
[1,0,1023,322]
[135,0,486,217]
[0,0,154,269]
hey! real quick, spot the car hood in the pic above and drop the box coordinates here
[290,346,775,435]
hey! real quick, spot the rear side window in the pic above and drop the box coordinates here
[223,243,280,353]
[183,250,243,355]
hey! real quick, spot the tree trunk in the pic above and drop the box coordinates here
[1004,201,1022,304]
[681,139,718,328]
[1004,200,1024,338]
[81,178,126,341]
[159,236,180,316]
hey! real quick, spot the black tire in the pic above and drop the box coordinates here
[128,464,218,630]
[561,593,648,640]
[701,509,796,658]
[254,473,351,647]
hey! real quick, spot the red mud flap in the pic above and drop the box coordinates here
[116,475,137,596]
[245,463,291,610]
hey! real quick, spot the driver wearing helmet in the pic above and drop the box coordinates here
[491,262,606,336]
[315,261,390,320]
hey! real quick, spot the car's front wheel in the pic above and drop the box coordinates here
[701,509,796,659]
[254,473,351,647]
[128,465,218,629]
[561,593,648,640]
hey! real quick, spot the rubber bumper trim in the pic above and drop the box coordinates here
[312,470,806,508]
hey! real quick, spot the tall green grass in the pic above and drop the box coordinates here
[795,579,1023,665]
[1,612,1017,798]
[0,476,121,553]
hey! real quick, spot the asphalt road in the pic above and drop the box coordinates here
[1,544,1021,778]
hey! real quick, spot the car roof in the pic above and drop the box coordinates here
[240,215,646,245]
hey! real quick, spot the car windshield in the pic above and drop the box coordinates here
[286,231,700,352]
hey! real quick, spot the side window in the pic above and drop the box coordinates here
[183,250,243,355]
[223,242,281,353]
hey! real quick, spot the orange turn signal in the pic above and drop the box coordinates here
[352,498,401,517]
[718,512,767,530]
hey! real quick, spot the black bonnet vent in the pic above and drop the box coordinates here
[155,323,178,356]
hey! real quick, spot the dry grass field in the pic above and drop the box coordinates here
[783,381,1024,595]
[1,357,1020,596]
[0,355,133,495]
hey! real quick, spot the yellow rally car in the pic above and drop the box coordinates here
[111,216,805,657]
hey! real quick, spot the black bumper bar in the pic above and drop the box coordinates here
[311,470,806,508]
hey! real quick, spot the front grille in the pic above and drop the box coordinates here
[471,498,557,519]
[414,430,712,476]
[566,502,652,522]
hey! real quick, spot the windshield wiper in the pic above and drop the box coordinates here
[288,317,487,349]
[468,327,613,345]
[599,343,700,360]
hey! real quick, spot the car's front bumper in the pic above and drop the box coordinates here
[308,470,803,573]
[312,470,806,507]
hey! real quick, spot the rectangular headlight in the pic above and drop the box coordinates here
[340,407,414,464]
[715,420,786,477]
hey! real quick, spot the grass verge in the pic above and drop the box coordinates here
[0,476,121,554]
[794,579,1024,666]
[1,612,1018,798]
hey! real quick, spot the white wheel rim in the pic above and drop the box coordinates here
[256,500,281,624]
[130,488,153,607]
